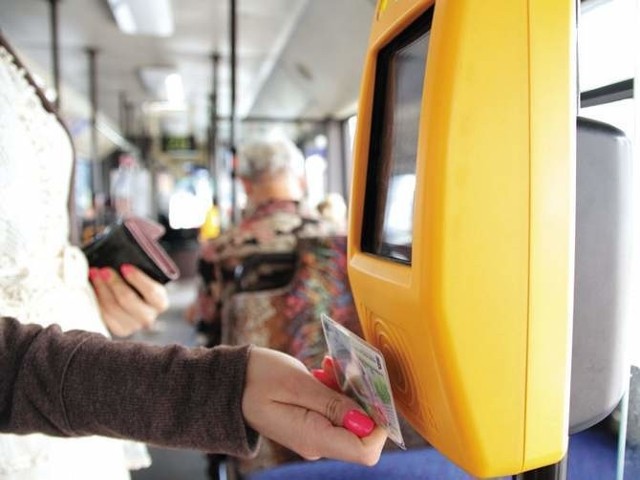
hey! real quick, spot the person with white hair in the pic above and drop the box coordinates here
[187,137,333,345]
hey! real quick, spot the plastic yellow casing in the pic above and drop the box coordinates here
[348,0,576,476]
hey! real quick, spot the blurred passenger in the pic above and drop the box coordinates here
[199,198,222,242]
[0,33,169,479]
[112,154,136,217]
[186,137,336,347]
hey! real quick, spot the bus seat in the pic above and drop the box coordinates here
[570,117,633,434]
[233,252,297,293]
[246,426,622,480]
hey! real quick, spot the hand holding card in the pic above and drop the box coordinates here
[320,314,406,449]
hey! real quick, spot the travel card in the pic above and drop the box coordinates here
[321,314,405,449]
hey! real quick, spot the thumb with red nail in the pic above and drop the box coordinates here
[312,356,375,437]
[241,347,386,465]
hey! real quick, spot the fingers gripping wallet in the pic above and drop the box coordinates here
[82,217,180,284]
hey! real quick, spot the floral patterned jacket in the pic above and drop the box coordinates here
[188,200,341,341]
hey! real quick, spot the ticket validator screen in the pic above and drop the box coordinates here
[361,10,432,264]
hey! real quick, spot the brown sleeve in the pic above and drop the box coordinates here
[0,317,259,457]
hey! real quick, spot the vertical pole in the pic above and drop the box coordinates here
[119,91,128,136]
[229,0,238,224]
[48,0,61,111]
[145,114,158,221]
[210,53,220,204]
[338,120,349,203]
[47,0,80,242]
[125,101,134,138]
[86,47,103,231]
[616,388,630,480]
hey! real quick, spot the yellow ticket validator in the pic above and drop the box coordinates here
[348,0,576,476]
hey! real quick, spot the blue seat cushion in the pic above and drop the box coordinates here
[248,426,623,480]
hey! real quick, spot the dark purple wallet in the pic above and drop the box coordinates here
[82,217,180,284]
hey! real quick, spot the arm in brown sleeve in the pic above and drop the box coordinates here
[0,316,259,457]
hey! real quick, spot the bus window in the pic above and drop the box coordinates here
[579,0,635,92]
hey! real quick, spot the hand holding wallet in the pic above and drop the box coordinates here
[82,216,180,284]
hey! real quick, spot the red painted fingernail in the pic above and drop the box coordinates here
[326,374,340,391]
[120,264,134,277]
[342,410,375,438]
[323,355,335,369]
[89,267,100,281]
[99,268,111,281]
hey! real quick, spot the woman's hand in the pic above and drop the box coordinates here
[89,264,169,337]
[241,347,387,466]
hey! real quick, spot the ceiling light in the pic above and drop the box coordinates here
[107,0,174,37]
[139,67,184,104]
[107,0,136,34]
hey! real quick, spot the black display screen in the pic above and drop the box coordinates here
[362,10,433,264]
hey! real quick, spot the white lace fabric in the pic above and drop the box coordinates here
[0,45,89,324]
[0,45,149,478]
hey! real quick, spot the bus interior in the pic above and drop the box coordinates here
[0,0,637,479]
